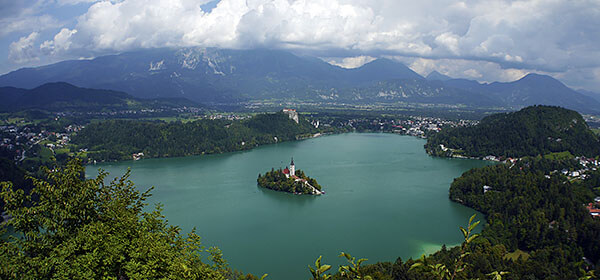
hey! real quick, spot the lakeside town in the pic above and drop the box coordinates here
[0,110,479,164]
[479,155,600,219]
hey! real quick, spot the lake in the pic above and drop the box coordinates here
[86,133,489,279]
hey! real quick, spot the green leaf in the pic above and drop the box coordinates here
[466,233,479,243]
[319,264,332,273]
[410,263,423,270]
[460,226,468,238]
[469,220,480,231]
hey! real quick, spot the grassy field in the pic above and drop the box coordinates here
[544,151,575,160]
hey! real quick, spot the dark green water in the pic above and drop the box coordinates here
[86,133,489,279]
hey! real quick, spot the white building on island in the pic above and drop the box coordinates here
[282,157,323,195]
[283,157,295,178]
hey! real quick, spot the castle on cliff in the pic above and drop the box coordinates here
[282,108,299,124]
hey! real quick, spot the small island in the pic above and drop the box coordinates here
[257,158,324,195]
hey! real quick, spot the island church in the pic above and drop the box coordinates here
[265,157,323,195]
[282,158,296,178]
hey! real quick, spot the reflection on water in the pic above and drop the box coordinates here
[257,185,319,206]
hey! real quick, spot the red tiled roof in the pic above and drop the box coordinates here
[586,203,600,214]
[283,168,290,174]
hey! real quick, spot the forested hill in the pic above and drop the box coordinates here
[72,112,316,161]
[425,105,600,158]
[446,157,600,279]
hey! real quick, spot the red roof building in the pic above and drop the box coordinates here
[586,203,600,218]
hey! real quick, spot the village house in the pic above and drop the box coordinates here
[586,203,600,218]
[132,152,144,161]
[483,185,492,193]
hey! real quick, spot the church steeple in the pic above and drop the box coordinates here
[290,157,295,176]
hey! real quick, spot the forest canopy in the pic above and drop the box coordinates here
[72,112,316,162]
[425,105,600,158]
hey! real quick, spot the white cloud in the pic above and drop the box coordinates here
[43,0,599,69]
[40,28,78,55]
[55,0,99,5]
[324,56,377,69]
[8,32,41,63]
[9,0,600,90]
[0,14,61,37]
[402,57,528,83]
[463,69,483,79]
[0,0,61,38]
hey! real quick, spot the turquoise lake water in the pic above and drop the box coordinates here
[86,133,489,279]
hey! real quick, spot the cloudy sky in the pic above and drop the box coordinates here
[1,0,599,92]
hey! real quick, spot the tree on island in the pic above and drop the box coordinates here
[257,168,322,195]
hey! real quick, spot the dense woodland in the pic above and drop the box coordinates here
[72,112,316,161]
[426,106,600,158]
[0,158,33,218]
[257,168,322,194]
[450,157,600,265]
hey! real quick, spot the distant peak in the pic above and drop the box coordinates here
[516,73,564,86]
[365,58,397,65]
[359,58,412,70]
[33,82,78,90]
[426,70,452,81]
[519,73,556,81]
[354,58,423,80]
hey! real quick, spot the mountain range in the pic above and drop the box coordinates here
[0,47,598,113]
[0,82,195,112]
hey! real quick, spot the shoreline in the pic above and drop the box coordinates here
[86,130,423,165]
[86,131,333,165]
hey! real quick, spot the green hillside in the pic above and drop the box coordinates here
[426,105,600,158]
[72,112,316,161]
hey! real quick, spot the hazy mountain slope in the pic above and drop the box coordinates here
[485,74,600,113]
[346,58,423,84]
[441,74,600,113]
[1,48,598,113]
[0,82,197,112]
[341,79,497,106]
[0,87,27,111]
[426,70,452,81]
[0,48,424,103]
[443,78,486,93]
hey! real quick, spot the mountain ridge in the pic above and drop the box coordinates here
[0,48,598,113]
